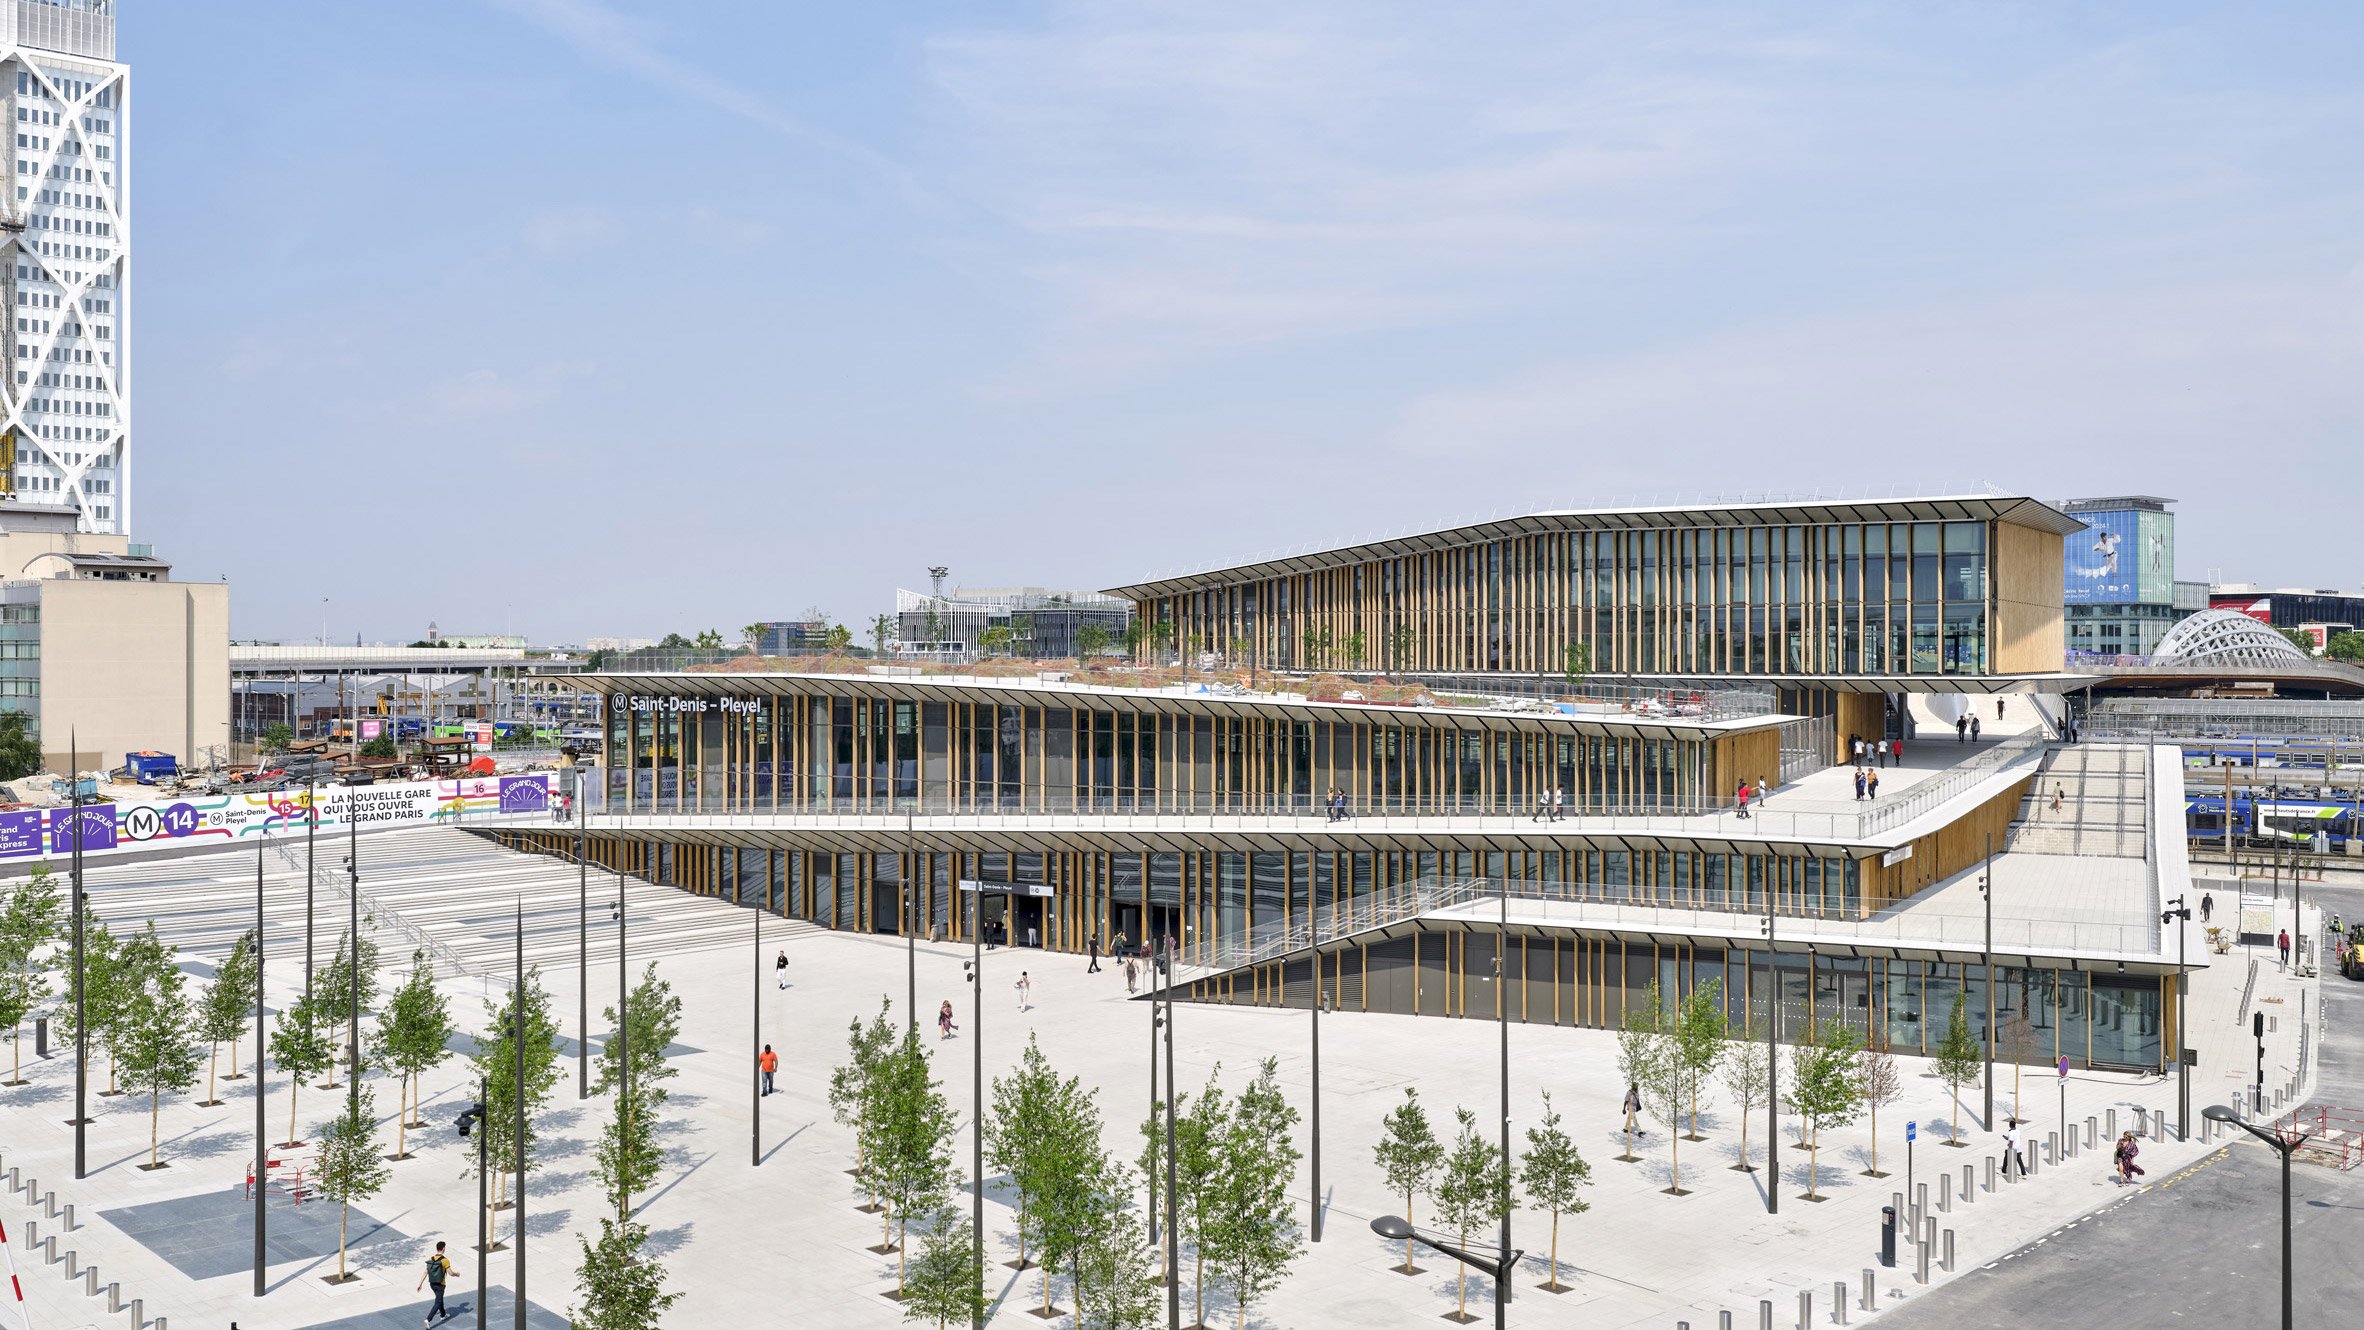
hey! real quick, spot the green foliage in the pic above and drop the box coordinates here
[379,950,453,1156]
[1858,1035,1903,1174]
[1719,1014,1773,1171]
[259,723,294,753]
[741,623,764,650]
[1341,631,1368,671]
[1615,980,1668,1159]
[1518,1090,1591,1288]
[470,969,564,1200]
[1388,624,1416,669]
[0,711,38,780]
[657,633,693,650]
[1172,1072,1232,1326]
[992,1036,1108,1316]
[1434,1107,1514,1319]
[830,997,898,1193]
[1072,1190,1162,1330]
[1669,978,1729,1145]
[313,1085,391,1278]
[1787,1023,1865,1199]
[825,623,855,652]
[114,924,202,1166]
[1934,991,1982,1141]
[869,614,895,656]
[592,966,680,1221]
[1372,1086,1442,1267]
[2328,630,2364,664]
[901,1209,987,1330]
[1075,623,1113,660]
[1204,1058,1304,1325]
[977,624,1016,657]
[573,1216,678,1330]
[0,863,61,1080]
[692,629,725,650]
[269,990,332,1144]
[1562,642,1592,683]
[2280,627,2320,656]
[196,929,257,1102]
[359,737,398,760]
[313,927,384,1036]
[859,1028,960,1291]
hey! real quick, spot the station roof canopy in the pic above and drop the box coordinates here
[1104,493,2084,601]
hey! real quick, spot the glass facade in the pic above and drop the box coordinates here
[1132,517,2007,678]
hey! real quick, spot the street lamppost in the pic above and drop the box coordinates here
[1162,932,1179,1330]
[2163,895,2192,1138]
[1494,887,1512,1329]
[1761,891,1778,1215]
[962,885,985,1330]
[1367,1216,1522,1306]
[252,841,267,1297]
[512,899,528,1330]
[576,774,588,1100]
[2202,1105,2306,1330]
[1308,889,1323,1243]
[1979,833,1994,1132]
[751,866,761,1169]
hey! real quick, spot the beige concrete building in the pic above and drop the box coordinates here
[0,509,229,773]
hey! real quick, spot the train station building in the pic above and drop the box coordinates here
[498,494,2189,1074]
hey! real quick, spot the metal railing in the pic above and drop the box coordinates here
[1375,674,1779,723]
[274,834,475,977]
[1856,734,2047,835]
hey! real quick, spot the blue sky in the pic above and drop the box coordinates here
[126,1,2364,643]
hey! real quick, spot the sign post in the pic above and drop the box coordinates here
[2058,1055,2071,1142]
[1905,1119,1916,1231]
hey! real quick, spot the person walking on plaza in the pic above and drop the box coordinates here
[1996,698,2006,722]
[418,1240,456,1325]
[758,1044,777,1096]
[1867,769,1880,800]
[1112,929,1128,959]
[774,948,789,990]
[1971,716,1982,742]
[2278,928,2291,967]
[1735,781,1751,819]
[2050,786,2064,817]
[1874,738,1888,766]
[1956,715,1968,743]
[1015,971,1032,1012]
[1854,769,1866,802]
[1622,1082,1646,1138]
[1532,790,1550,823]
[2000,1124,2026,1179]
[1755,777,1769,808]
[1852,736,1865,764]
[1086,933,1102,974]
[1891,736,1903,767]
[938,1001,957,1040]
[2115,1131,2144,1184]
[2201,892,2214,924]
[1552,786,1566,821]
[1124,956,1139,995]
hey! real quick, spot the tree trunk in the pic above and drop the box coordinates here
[339,1200,349,1279]
[1455,1231,1468,1318]
[396,1073,409,1157]
[1808,1130,1819,1200]
[287,1079,301,1145]
[1671,1124,1681,1191]
[1870,1102,1880,1174]
[1403,1192,1416,1269]
[897,1214,908,1291]
[229,1036,240,1079]
[150,1091,160,1166]
[1194,1245,1204,1328]
[1039,1258,1051,1316]
[1548,1210,1561,1288]
[207,1043,218,1104]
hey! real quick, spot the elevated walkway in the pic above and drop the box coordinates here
[2007,743,2148,857]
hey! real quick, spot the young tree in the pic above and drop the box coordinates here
[1072,1181,1162,1330]
[312,1085,390,1282]
[1787,1024,1864,1201]
[269,991,332,1146]
[1342,631,1369,671]
[196,929,257,1106]
[1720,1014,1772,1173]
[0,864,61,1085]
[0,711,37,779]
[1857,1035,1903,1177]
[1372,1087,1443,1273]
[1673,978,1727,1141]
[573,1216,678,1330]
[1434,1107,1514,1323]
[1518,1090,1592,1292]
[1562,643,1592,685]
[313,929,384,1089]
[869,614,895,657]
[984,1034,1058,1270]
[115,926,202,1168]
[1172,1073,1232,1324]
[1388,624,1416,670]
[53,918,127,1095]
[901,1208,988,1329]
[860,1029,958,1293]
[1614,983,1668,1163]
[592,961,683,1218]
[1934,991,1982,1145]
[1205,1058,1304,1330]
[378,950,453,1159]
[471,968,563,1223]
[1026,1048,1114,1320]
[1075,623,1113,661]
[693,628,725,650]
[830,997,898,1204]
[259,722,294,753]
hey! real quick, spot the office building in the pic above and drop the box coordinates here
[2056,496,2203,658]
[894,585,1130,661]
[2209,584,2364,636]
[3,1,127,534]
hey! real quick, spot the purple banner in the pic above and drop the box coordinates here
[49,805,119,853]
[0,808,42,858]
[497,777,549,814]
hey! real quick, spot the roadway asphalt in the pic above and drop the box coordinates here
[1878,881,2364,1327]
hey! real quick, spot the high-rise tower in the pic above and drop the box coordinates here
[2,1,123,534]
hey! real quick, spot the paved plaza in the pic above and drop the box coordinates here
[0,833,2317,1329]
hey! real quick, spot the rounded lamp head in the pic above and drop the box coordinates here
[1369,1214,1414,1241]
[2202,1105,2236,1124]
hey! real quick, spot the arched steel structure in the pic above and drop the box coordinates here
[2151,609,2307,667]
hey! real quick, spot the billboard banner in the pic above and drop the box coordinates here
[0,774,558,867]
[2065,508,2175,606]
[2134,510,2174,605]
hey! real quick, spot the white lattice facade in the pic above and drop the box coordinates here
[1,1,123,533]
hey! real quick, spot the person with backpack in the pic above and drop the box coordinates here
[417,1241,458,1325]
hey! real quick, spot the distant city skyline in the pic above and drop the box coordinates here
[121,1,2364,643]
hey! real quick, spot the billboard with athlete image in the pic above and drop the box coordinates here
[2065,508,2174,606]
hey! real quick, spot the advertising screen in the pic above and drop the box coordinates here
[2065,509,2139,605]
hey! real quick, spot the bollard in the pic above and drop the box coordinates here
[1880,1206,1897,1268]
[1834,1280,1848,1324]
[1940,1173,1952,1212]
[1862,1269,1875,1311]
[63,1202,74,1231]
[43,1190,57,1219]
[1915,1221,1931,1285]
[1799,1289,1812,1330]
[106,1281,120,1313]
[1942,1229,1954,1273]
[1761,1300,1774,1330]
[20,1220,33,1248]
[3,1165,15,1190]
[2107,1108,2117,1139]
[83,1265,98,1296]
[1722,1313,1733,1330]
[129,1298,142,1327]
[40,1236,55,1264]
[1892,1192,1908,1240]
[1986,1156,1997,1191]
[1917,1183,1929,1233]
[64,1248,79,1278]
[2086,1116,2097,1150]
[2047,1132,2060,1167]
[1963,1162,1975,1205]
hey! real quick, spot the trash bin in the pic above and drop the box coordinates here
[1880,1206,1897,1268]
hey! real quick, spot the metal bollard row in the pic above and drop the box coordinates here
[1942,1229,1955,1273]
[1963,1162,1975,1204]
[1834,1279,1848,1324]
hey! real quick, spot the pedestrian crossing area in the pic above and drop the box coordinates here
[64,824,817,979]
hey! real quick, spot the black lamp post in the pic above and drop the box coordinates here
[2203,1105,2305,1330]
[964,886,985,1330]
[577,782,588,1101]
[1761,894,1778,1214]
[70,730,87,1179]
[513,900,527,1330]
[252,841,267,1297]
[1308,892,1323,1243]
[1163,934,1179,1330]
[751,865,761,1168]
[1368,1215,1523,1297]
[1980,833,1994,1132]
[1494,888,1511,1328]
[2163,896,2192,1137]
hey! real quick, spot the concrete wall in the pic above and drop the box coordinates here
[37,579,229,772]
[0,527,131,579]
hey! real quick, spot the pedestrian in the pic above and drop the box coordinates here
[1891,736,1903,767]
[2000,1124,2026,1178]
[2278,928,2291,965]
[1755,777,1769,808]
[1532,790,1549,823]
[1852,736,1865,764]
[1854,770,1866,801]
[758,1043,777,1095]
[2115,1131,2144,1184]
[1026,923,1040,949]
[417,1240,457,1325]
[2049,787,2063,816]
[774,948,789,990]
[1735,780,1751,820]
[1087,933,1102,974]
[1621,1082,1646,1137]
[1867,769,1880,799]
[2201,892,2214,923]
[1113,929,1128,958]
[938,1000,956,1040]
[1015,970,1032,1011]
[1554,786,1566,821]
[1996,698,2005,721]
[1874,738,1888,766]
[1957,715,1968,743]
[1971,716,1982,742]
[1124,956,1139,995]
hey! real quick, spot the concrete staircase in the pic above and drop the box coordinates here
[2007,743,2147,857]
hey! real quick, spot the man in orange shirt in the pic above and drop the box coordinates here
[759,1044,778,1096]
